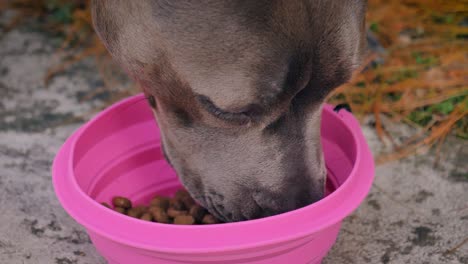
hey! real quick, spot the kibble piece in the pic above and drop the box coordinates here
[189,205,207,222]
[148,206,163,214]
[148,206,164,216]
[181,195,196,209]
[112,196,132,209]
[149,196,169,210]
[202,214,220,224]
[174,215,195,225]
[101,202,111,209]
[127,206,147,218]
[167,207,188,218]
[169,197,185,210]
[175,189,190,200]
[114,206,126,214]
[134,205,148,213]
[149,207,170,223]
[140,213,153,222]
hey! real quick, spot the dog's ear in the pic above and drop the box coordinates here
[91,1,164,80]
[308,0,367,99]
[265,0,367,105]
[90,0,118,58]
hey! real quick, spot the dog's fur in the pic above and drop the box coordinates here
[91,0,367,222]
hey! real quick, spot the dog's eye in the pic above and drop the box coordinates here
[146,95,157,108]
[197,95,252,125]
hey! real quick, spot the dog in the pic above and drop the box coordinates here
[91,0,367,222]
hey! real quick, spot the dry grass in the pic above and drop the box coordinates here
[2,0,137,107]
[328,0,467,163]
[2,0,467,164]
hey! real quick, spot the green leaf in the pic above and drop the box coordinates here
[387,92,402,101]
[434,100,454,115]
[412,52,438,65]
[432,14,455,24]
[370,22,379,33]
[408,109,432,126]
[356,81,366,88]
[55,5,73,23]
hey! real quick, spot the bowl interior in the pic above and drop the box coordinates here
[71,96,356,210]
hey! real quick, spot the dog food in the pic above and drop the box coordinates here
[103,190,221,225]
[174,215,195,225]
[140,212,153,222]
[114,206,126,214]
[202,214,219,225]
[112,196,132,209]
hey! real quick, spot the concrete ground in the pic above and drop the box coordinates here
[0,27,467,264]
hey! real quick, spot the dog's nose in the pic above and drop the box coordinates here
[199,187,319,222]
[249,188,317,219]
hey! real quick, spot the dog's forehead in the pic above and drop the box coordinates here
[169,44,288,110]
[151,4,290,110]
[175,64,257,110]
[144,32,289,111]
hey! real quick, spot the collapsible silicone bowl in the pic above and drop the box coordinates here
[52,94,374,264]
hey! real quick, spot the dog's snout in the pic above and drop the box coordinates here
[195,184,321,222]
[249,186,319,218]
[160,143,172,167]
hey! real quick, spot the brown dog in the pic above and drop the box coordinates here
[91,0,367,222]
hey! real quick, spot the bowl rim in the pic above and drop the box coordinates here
[53,94,374,253]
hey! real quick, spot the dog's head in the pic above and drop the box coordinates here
[92,0,367,222]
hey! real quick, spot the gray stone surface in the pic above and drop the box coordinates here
[0,28,467,264]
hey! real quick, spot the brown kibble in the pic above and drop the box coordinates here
[110,192,221,225]
[149,207,170,223]
[149,196,169,210]
[148,206,163,214]
[127,209,141,218]
[167,207,188,218]
[175,189,195,208]
[114,206,126,214]
[140,213,153,222]
[202,214,220,224]
[101,202,111,209]
[127,206,147,218]
[175,189,190,200]
[133,205,148,213]
[174,215,195,225]
[189,205,207,222]
[181,195,196,209]
[169,197,185,210]
[112,196,132,209]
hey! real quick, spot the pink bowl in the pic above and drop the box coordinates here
[52,94,374,264]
